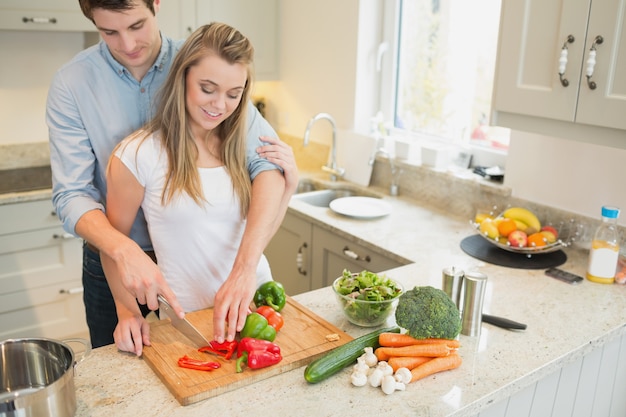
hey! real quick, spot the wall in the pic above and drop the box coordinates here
[0,31,86,144]
[1,2,624,227]
[504,130,626,226]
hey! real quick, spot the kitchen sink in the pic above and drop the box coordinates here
[292,178,382,207]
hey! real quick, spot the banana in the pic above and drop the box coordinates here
[512,219,528,233]
[503,207,541,235]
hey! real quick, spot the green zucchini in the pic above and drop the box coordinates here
[304,326,400,384]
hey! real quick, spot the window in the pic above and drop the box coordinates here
[381,0,509,152]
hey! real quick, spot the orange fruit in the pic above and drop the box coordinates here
[497,218,517,237]
[527,232,547,247]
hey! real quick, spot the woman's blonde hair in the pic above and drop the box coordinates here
[147,22,254,217]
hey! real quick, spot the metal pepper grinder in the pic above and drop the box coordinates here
[461,272,488,337]
[442,267,464,309]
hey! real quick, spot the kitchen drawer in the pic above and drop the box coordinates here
[0,277,82,314]
[0,228,81,294]
[0,284,86,340]
[0,10,94,32]
[0,198,85,340]
[311,227,407,287]
[0,199,63,235]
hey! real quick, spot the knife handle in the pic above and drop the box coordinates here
[482,313,527,330]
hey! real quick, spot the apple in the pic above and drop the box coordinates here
[541,225,559,239]
[540,230,557,244]
[508,230,528,248]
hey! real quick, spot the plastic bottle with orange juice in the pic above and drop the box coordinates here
[586,206,620,284]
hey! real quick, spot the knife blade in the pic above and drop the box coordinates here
[158,295,210,347]
[482,313,527,330]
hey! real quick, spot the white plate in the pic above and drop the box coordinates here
[329,197,392,219]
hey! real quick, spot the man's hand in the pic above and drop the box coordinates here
[112,302,151,356]
[257,136,298,195]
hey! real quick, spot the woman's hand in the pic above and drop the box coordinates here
[211,265,256,343]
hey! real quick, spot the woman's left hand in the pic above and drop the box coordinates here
[257,136,298,195]
[212,266,257,343]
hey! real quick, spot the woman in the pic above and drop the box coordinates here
[104,22,290,355]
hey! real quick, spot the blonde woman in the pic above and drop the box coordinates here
[103,23,291,355]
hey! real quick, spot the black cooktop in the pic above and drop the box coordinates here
[0,166,52,194]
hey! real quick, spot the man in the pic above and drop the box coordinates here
[46,0,297,350]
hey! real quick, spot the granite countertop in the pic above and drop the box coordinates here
[71,176,626,417]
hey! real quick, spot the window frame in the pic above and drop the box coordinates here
[378,0,508,168]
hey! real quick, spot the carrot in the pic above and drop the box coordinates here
[375,343,451,361]
[388,356,432,372]
[379,333,460,349]
[410,353,462,382]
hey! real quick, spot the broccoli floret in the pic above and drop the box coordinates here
[395,286,461,339]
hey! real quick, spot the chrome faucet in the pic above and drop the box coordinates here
[369,140,401,196]
[303,113,345,181]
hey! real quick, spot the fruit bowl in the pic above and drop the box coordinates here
[471,207,583,256]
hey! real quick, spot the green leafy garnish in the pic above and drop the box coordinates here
[334,269,403,323]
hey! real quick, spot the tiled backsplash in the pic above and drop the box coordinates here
[3,138,617,247]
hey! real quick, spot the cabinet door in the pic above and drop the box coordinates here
[0,0,95,31]
[576,0,626,130]
[311,227,406,289]
[158,0,196,40]
[196,0,279,80]
[493,0,591,122]
[264,213,312,296]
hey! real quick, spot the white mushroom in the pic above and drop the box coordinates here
[376,361,394,377]
[394,367,412,384]
[381,374,406,395]
[361,347,378,367]
[351,371,368,387]
[368,368,384,387]
[352,357,369,374]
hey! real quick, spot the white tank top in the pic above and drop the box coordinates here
[115,133,272,312]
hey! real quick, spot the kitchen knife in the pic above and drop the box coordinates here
[482,313,527,330]
[158,295,210,347]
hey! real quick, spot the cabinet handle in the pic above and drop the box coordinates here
[342,246,371,263]
[22,17,58,25]
[53,232,75,240]
[297,242,308,276]
[558,35,575,87]
[585,35,604,90]
[59,287,84,295]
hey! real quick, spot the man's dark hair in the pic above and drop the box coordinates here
[78,0,156,22]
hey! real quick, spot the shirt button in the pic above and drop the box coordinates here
[140,88,146,93]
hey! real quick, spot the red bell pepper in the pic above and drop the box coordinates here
[177,355,221,371]
[198,340,238,360]
[235,337,282,373]
[256,305,284,332]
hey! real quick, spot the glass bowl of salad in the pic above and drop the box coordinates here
[332,270,404,327]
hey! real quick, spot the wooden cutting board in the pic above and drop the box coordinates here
[142,297,353,406]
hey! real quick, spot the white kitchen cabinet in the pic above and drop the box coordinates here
[0,199,87,340]
[265,211,408,295]
[0,0,95,32]
[493,0,626,131]
[311,226,407,288]
[264,212,313,296]
[158,0,279,80]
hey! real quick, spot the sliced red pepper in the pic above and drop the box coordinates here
[177,355,221,371]
[198,340,238,360]
[256,305,284,332]
[236,337,282,373]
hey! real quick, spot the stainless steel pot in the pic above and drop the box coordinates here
[0,338,90,417]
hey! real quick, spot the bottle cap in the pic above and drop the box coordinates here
[601,206,620,219]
